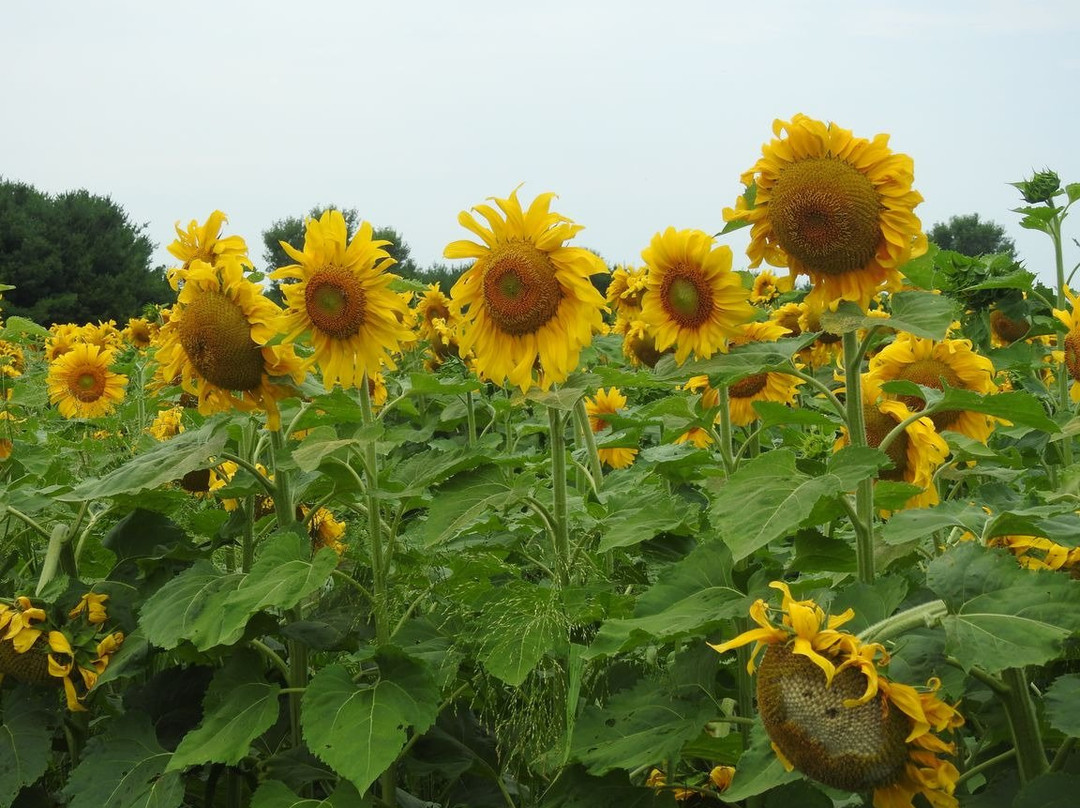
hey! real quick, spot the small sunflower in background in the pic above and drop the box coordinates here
[607,264,649,322]
[47,343,127,419]
[147,405,185,441]
[795,301,845,369]
[45,323,81,361]
[711,582,962,808]
[0,339,25,378]
[749,269,792,305]
[79,320,122,351]
[273,210,412,391]
[840,376,949,510]
[867,332,998,442]
[1053,286,1080,383]
[639,227,754,365]
[619,319,670,369]
[725,114,927,311]
[303,506,348,558]
[155,252,305,430]
[725,320,804,427]
[122,316,158,350]
[584,387,638,469]
[444,188,607,392]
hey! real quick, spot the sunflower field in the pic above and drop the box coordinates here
[2,114,1080,808]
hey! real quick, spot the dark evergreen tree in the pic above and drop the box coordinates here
[928,213,1016,258]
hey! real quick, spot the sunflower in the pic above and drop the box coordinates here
[842,376,949,510]
[147,405,185,441]
[79,320,122,350]
[0,340,24,378]
[867,333,998,443]
[47,343,127,419]
[750,269,792,305]
[416,284,453,338]
[584,387,638,469]
[46,324,80,361]
[674,426,714,448]
[304,506,348,557]
[607,265,649,319]
[122,317,157,349]
[616,318,671,369]
[726,321,804,426]
[1053,286,1080,383]
[639,228,754,365]
[795,301,844,369]
[168,209,249,271]
[988,534,1080,572]
[444,188,607,391]
[724,114,927,311]
[155,255,305,430]
[272,210,412,390]
[710,582,962,807]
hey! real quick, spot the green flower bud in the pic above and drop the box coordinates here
[1014,169,1061,204]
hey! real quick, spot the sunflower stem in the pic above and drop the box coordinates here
[572,398,604,489]
[843,331,876,584]
[1050,215,1076,467]
[856,599,947,643]
[1051,736,1077,772]
[547,406,571,589]
[465,390,477,447]
[716,386,735,476]
[998,667,1049,782]
[956,748,1017,786]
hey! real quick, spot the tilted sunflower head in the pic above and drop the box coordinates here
[710,582,963,805]
[443,188,607,391]
[725,114,927,311]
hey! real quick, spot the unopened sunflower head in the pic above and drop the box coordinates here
[711,583,963,804]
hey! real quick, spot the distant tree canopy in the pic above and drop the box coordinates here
[928,213,1016,259]
[0,179,171,325]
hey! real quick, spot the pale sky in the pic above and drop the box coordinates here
[3,1,1079,287]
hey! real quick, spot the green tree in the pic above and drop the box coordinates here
[928,213,1016,258]
[0,179,171,325]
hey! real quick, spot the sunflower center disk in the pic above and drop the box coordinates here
[178,291,265,391]
[304,265,368,340]
[73,370,105,401]
[757,644,909,792]
[1065,330,1080,383]
[864,405,908,480]
[769,157,883,276]
[729,373,769,398]
[897,357,962,428]
[661,270,714,328]
[481,243,563,336]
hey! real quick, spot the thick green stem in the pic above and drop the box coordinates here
[999,667,1049,782]
[360,375,395,808]
[1051,216,1075,466]
[547,407,571,589]
[572,398,604,489]
[843,331,875,584]
[716,385,735,476]
[857,599,947,643]
[269,431,296,531]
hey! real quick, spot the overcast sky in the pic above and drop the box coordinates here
[3,1,1079,288]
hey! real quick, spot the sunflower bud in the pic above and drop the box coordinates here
[1014,169,1061,204]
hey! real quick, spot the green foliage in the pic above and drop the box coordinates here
[0,178,171,324]
[929,213,1016,258]
[0,688,59,806]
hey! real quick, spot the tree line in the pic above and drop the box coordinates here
[0,178,1017,325]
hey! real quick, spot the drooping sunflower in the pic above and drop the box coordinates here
[842,376,950,510]
[584,387,638,469]
[607,265,649,320]
[47,343,127,419]
[619,318,672,368]
[867,333,998,443]
[724,114,927,311]
[155,255,305,430]
[639,228,755,365]
[726,320,804,426]
[168,209,249,271]
[272,210,412,390]
[674,425,714,449]
[1053,286,1080,383]
[45,324,80,361]
[444,188,607,392]
[710,582,962,808]
[303,506,348,557]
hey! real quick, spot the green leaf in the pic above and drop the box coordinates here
[102,508,194,563]
[1044,674,1080,738]
[526,375,599,411]
[302,652,439,794]
[250,780,371,808]
[0,687,59,807]
[60,419,229,501]
[719,720,800,801]
[405,372,482,396]
[653,339,808,385]
[0,316,50,339]
[1067,183,1080,205]
[63,712,183,808]
[880,501,988,545]
[710,448,884,561]
[289,430,364,473]
[478,585,565,686]
[753,400,840,428]
[140,532,337,651]
[597,481,693,551]
[411,466,528,547]
[167,650,281,771]
[873,481,925,510]
[927,542,1080,672]
[570,677,714,776]
[820,292,955,340]
[1015,773,1080,808]
[541,765,677,807]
